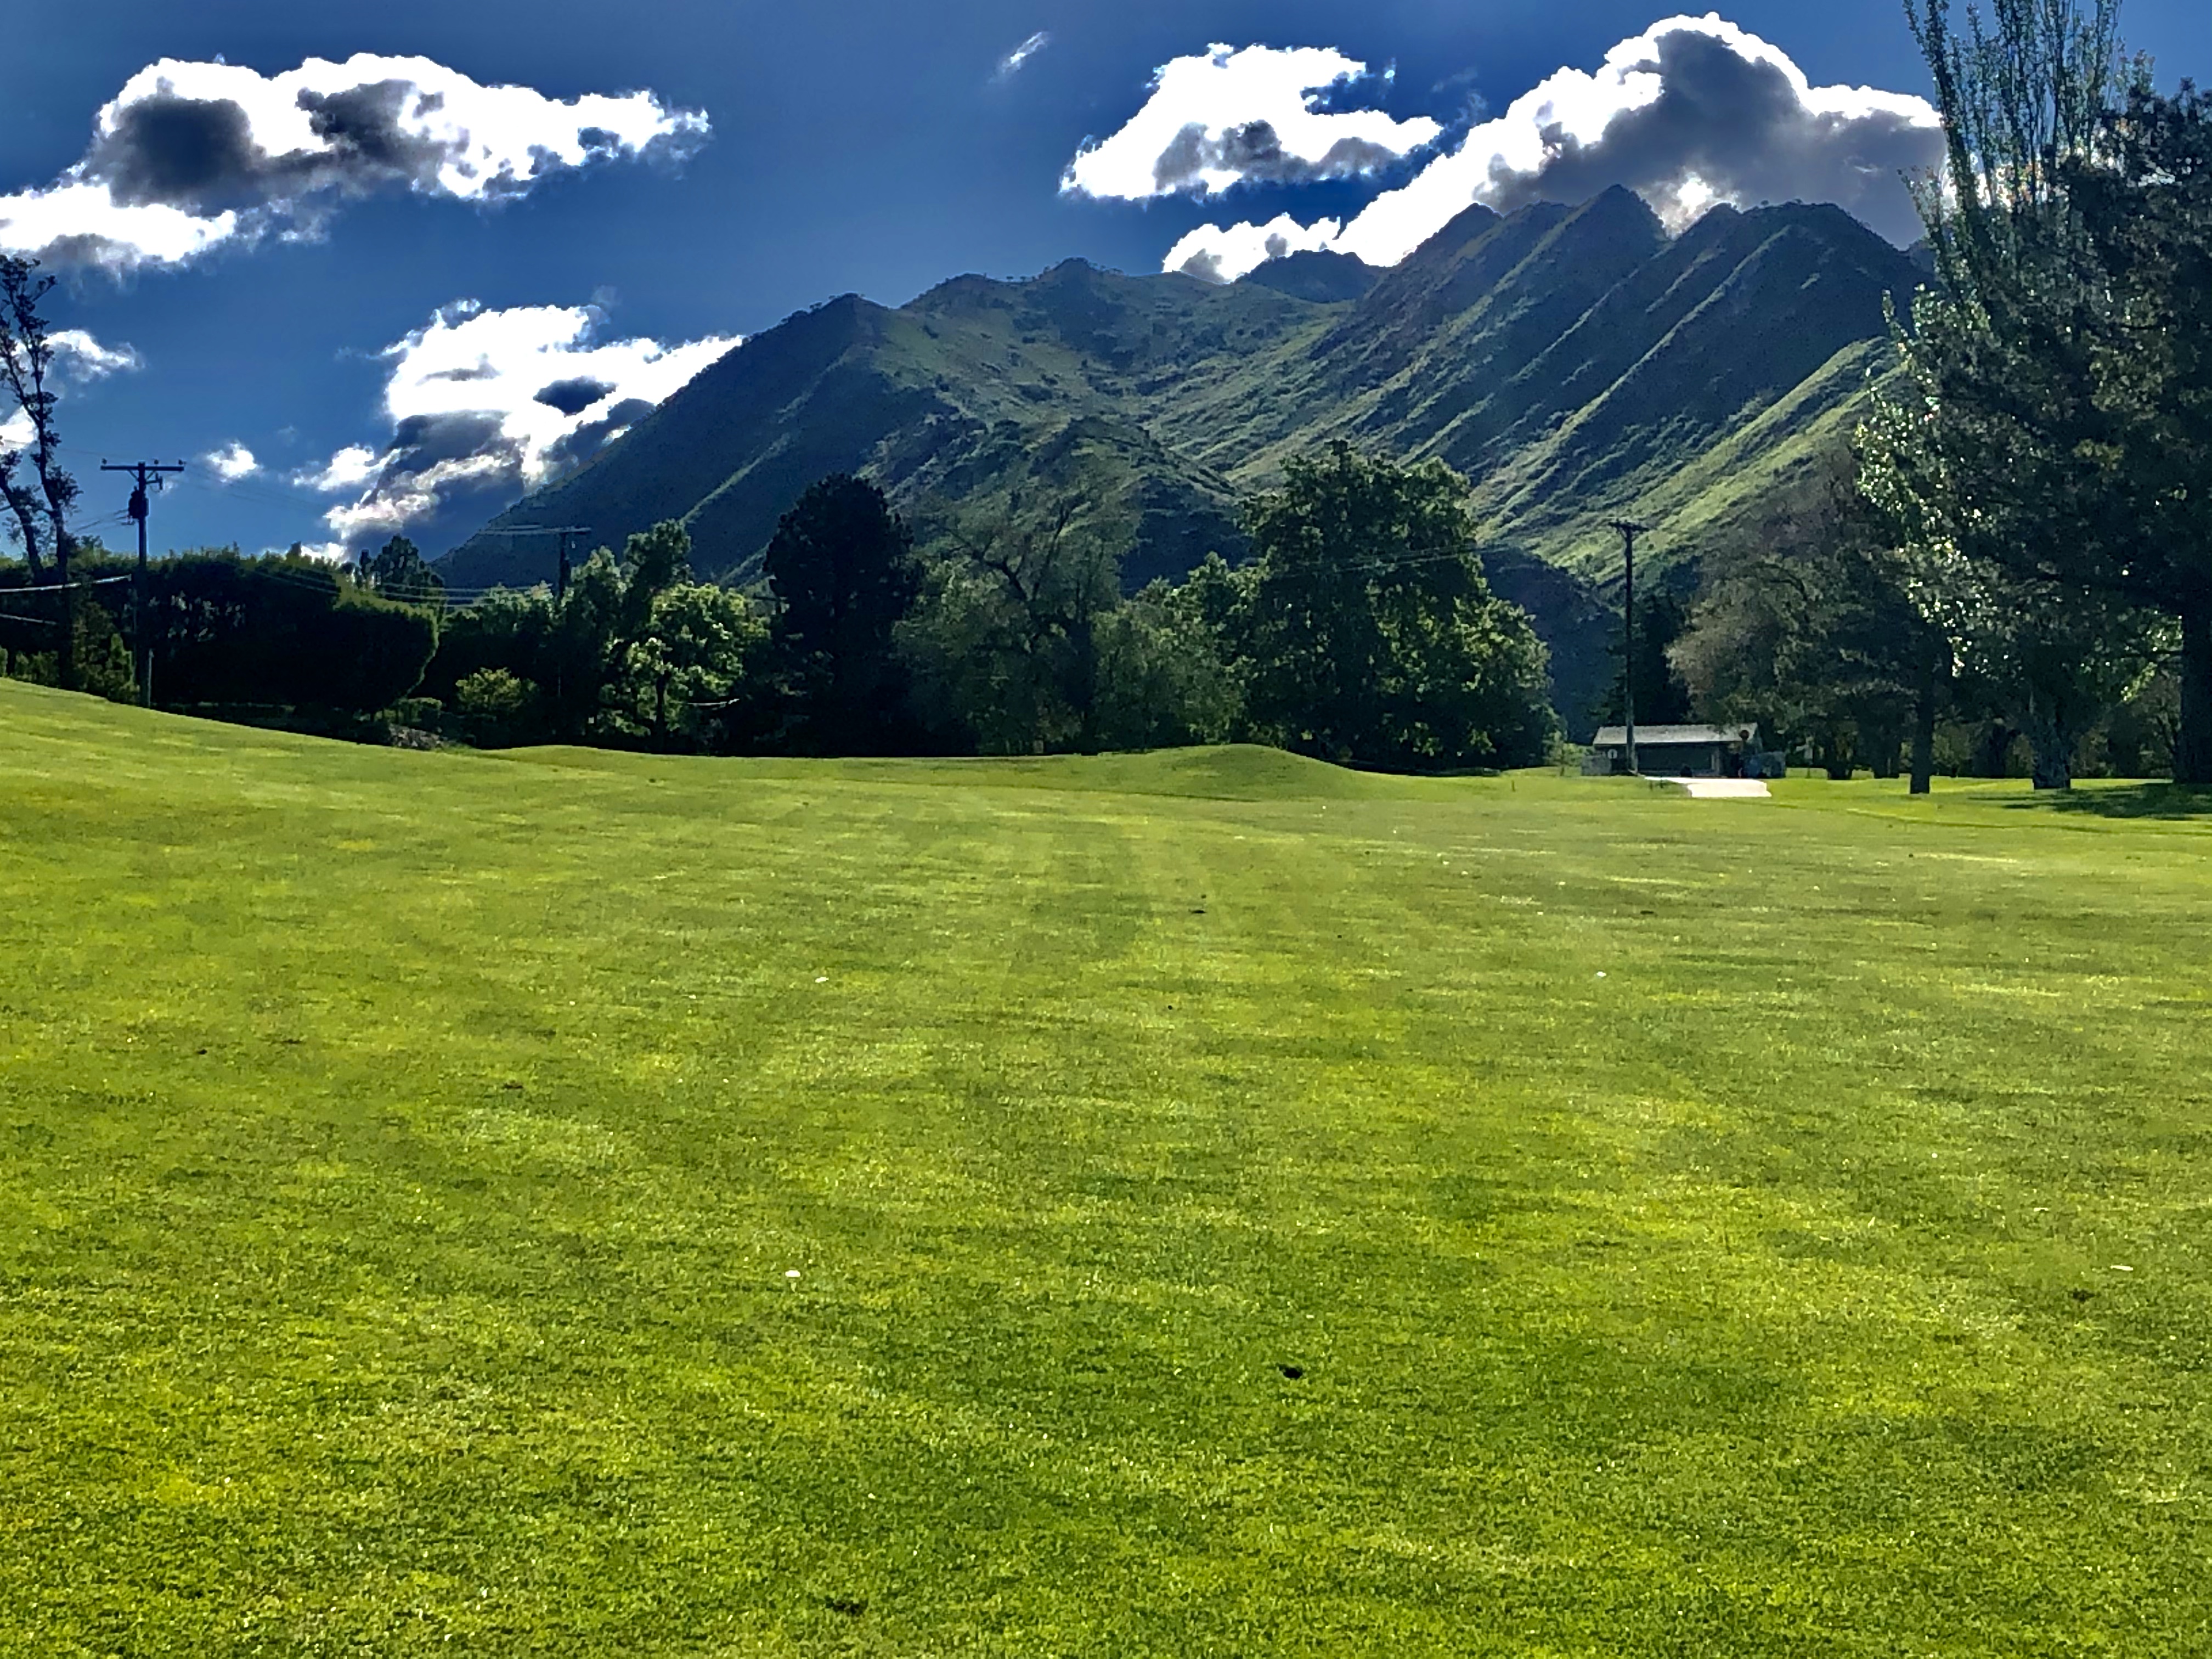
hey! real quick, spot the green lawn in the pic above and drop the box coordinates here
[3,680,2209,1657]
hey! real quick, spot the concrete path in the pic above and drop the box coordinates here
[1666,778,1773,799]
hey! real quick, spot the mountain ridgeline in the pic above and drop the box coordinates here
[445,187,1923,728]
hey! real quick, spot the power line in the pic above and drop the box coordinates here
[472,526,592,599]
[0,573,132,595]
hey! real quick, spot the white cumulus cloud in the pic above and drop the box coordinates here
[0,326,138,453]
[1063,44,1442,202]
[49,328,144,381]
[0,53,710,273]
[303,298,739,552]
[1129,14,1942,282]
[997,32,1053,82]
[202,442,259,481]
[1164,213,1345,282]
[300,445,381,494]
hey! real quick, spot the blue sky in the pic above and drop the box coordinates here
[5,0,2205,562]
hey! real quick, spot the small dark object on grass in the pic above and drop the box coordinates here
[2072,1288,2094,1304]
[1193,907,1206,914]
[825,1596,867,1617]
[1279,1364,1305,1380]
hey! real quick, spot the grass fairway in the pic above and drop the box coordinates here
[4,681,2210,1657]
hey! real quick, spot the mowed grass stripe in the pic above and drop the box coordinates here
[2,680,2208,1656]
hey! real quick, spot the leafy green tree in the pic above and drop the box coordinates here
[452,668,543,748]
[544,547,626,738]
[527,522,698,741]
[1865,1,2200,785]
[614,520,693,635]
[1175,551,1252,642]
[765,476,921,754]
[421,588,557,704]
[1235,443,1555,770]
[0,597,130,699]
[1674,460,1947,781]
[2103,667,2181,777]
[362,535,446,608]
[1090,576,1245,751]
[902,491,1130,754]
[1860,376,2167,789]
[93,551,437,718]
[606,581,769,749]
[420,522,763,752]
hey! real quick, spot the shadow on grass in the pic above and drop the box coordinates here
[2000,782,2212,821]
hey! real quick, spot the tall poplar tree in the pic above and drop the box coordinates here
[764,475,921,754]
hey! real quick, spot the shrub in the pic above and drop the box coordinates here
[452,669,542,748]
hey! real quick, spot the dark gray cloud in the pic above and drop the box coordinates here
[534,375,618,416]
[1475,25,1942,244]
[83,81,461,217]
[1,54,710,271]
[88,93,269,215]
[1151,120,1407,193]
[296,80,454,185]
[540,397,655,473]
[1175,247,1227,281]
[386,410,516,475]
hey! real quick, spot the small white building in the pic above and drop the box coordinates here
[1587,723,1759,777]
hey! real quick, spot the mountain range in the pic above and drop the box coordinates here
[443,185,1925,731]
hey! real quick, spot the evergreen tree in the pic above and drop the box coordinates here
[1596,586,1695,733]
[764,476,921,754]
[2059,84,2212,781]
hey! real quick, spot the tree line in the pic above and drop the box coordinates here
[1,440,1560,773]
[418,447,1556,769]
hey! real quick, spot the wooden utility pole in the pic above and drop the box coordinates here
[471,525,592,599]
[556,528,588,600]
[101,459,185,707]
[1609,519,1649,775]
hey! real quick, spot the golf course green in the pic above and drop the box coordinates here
[3,678,2207,1656]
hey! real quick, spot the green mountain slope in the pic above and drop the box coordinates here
[444,188,1923,725]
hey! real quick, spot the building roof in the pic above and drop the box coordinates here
[1591,724,1758,748]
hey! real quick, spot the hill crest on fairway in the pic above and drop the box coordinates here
[497,741,1412,801]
